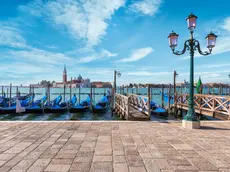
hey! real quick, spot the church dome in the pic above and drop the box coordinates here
[77,74,82,80]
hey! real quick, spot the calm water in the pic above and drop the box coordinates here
[0,109,122,121]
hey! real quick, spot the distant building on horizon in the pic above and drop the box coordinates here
[91,81,112,88]
[53,66,91,88]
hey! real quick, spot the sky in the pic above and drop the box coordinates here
[0,0,230,86]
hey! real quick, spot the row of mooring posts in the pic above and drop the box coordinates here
[1,84,36,107]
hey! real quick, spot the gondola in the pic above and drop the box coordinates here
[69,95,90,112]
[0,95,33,114]
[45,94,67,113]
[92,94,109,113]
[0,106,17,114]
[26,95,47,113]
[152,107,168,117]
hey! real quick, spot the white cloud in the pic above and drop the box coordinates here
[222,17,230,31]
[127,71,169,76]
[101,49,117,57]
[129,0,162,16]
[19,0,125,48]
[6,48,75,65]
[118,47,153,62]
[0,23,27,48]
[78,49,117,63]
[179,70,230,77]
[197,63,230,69]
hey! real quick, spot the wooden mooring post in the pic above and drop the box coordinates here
[161,84,164,108]
[168,84,171,108]
[78,84,81,104]
[64,84,66,101]
[148,85,151,119]
[90,84,93,109]
[2,86,3,97]
[9,83,12,107]
[16,86,19,96]
[70,85,72,100]
[29,84,31,94]
[47,84,51,102]
[93,86,95,103]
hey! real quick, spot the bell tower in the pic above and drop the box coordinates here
[63,65,67,83]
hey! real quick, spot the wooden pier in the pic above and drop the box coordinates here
[114,93,150,121]
[174,93,230,120]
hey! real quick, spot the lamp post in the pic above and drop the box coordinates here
[173,70,178,97]
[168,13,217,129]
[113,70,121,108]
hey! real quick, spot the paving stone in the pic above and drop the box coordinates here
[33,159,51,166]
[113,150,125,156]
[155,159,172,170]
[45,164,71,172]
[171,144,193,150]
[74,156,93,163]
[50,158,73,165]
[90,162,112,172]
[11,159,35,170]
[69,162,91,172]
[113,163,129,172]
[93,156,112,162]
[113,156,126,163]
[55,153,76,159]
[27,165,46,172]
[171,165,198,171]
[143,159,161,172]
[191,161,218,171]
[0,153,17,161]
[129,166,147,172]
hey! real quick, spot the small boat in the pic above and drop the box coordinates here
[150,101,158,110]
[45,94,67,113]
[26,95,47,113]
[0,106,17,114]
[69,95,91,112]
[0,97,9,107]
[152,107,168,117]
[92,94,109,113]
[0,95,33,114]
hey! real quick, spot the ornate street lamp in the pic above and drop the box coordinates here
[168,13,217,128]
[117,71,121,78]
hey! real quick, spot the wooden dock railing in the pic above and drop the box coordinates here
[115,93,130,120]
[114,93,150,120]
[128,93,150,116]
[174,94,230,119]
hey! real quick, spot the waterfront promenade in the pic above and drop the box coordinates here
[0,121,230,172]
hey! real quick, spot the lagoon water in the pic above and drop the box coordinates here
[0,86,225,121]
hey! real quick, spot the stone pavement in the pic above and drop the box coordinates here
[0,121,230,172]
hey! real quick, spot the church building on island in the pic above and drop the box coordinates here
[53,65,91,88]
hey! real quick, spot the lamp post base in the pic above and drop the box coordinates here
[182,120,200,129]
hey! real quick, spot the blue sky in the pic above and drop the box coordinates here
[0,0,230,86]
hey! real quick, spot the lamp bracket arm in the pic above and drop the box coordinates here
[194,40,212,56]
[172,40,190,55]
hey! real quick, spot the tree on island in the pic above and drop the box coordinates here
[40,80,53,86]
[129,83,133,88]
